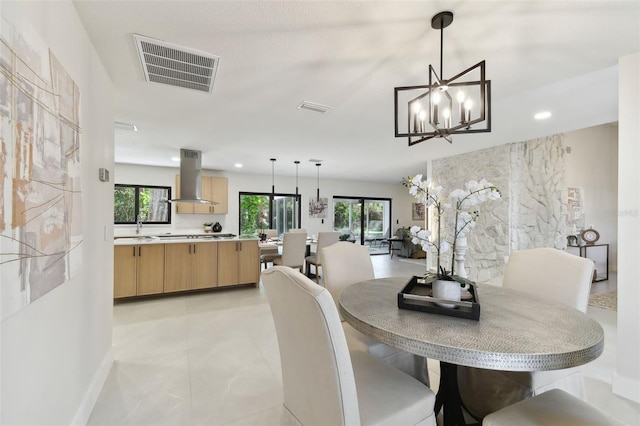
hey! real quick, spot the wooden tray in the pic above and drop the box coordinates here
[397,275,481,320]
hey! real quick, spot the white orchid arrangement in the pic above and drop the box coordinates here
[402,174,501,280]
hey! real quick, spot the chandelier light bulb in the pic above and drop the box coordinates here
[443,108,451,128]
[419,110,427,132]
[464,99,473,123]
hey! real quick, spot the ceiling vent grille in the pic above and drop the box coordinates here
[298,101,332,114]
[133,34,220,93]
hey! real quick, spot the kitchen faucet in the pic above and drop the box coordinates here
[136,214,142,234]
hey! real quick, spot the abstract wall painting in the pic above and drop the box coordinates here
[567,187,585,231]
[309,197,328,219]
[0,16,82,319]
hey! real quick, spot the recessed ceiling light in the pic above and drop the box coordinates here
[114,121,138,131]
[234,163,243,168]
[171,157,180,162]
[298,101,332,114]
[534,111,552,120]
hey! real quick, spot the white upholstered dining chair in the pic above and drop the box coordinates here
[262,266,436,426]
[272,231,307,272]
[483,388,624,425]
[305,231,340,283]
[288,228,307,233]
[458,247,596,418]
[320,242,430,385]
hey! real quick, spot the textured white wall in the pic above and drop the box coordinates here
[432,126,617,283]
[509,134,567,250]
[432,145,511,283]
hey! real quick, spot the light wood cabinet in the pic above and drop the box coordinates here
[218,240,260,287]
[164,242,219,292]
[114,244,165,298]
[193,242,219,289]
[164,243,193,292]
[175,175,228,214]
[114,239,256,299]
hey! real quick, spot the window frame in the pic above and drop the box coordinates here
[114,184,172,225]
[238,191,302,236]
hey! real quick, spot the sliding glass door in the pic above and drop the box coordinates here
[239,192,301,236]
[333,197,392,254]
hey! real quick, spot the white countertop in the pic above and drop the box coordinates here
[114,234,257,246]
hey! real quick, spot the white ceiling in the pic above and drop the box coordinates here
[72,0,639,183]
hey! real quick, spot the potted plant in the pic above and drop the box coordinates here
[402,174,501,305]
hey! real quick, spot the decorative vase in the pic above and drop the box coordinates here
[432,279,470,309]
[454,237,468,279]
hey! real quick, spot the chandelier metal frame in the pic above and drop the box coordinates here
[394,11,492,146]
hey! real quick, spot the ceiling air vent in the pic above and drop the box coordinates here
[298,101,332,114]
[133,34,220,93]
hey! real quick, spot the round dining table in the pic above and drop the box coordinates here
[339,277,604,426]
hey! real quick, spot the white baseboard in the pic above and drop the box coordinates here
[72,346,115,425]
[612,372,640,403]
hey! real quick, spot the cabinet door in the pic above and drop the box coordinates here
[137,244,165,295]
[238,240,260,284]
[175,174,195,214]
[218,241,240,287]
[194,176,213,214]
[193,242,218,289]
[164,243,193,292]
[114,245,137,298]
[210,177,228,214]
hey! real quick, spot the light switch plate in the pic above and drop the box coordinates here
[99,168,110,182]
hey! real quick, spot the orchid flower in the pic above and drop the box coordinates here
[402,174,501,279]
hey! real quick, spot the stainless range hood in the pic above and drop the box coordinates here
[169,148,217,204]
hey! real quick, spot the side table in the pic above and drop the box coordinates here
[386,237,403,258]
[566,244,609,282]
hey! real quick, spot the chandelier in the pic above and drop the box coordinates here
[394,11,491,146]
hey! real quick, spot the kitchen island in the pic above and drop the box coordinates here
[113,234,260,299]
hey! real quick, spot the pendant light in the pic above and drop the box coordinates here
[315,163,321,202]
[394,11,491,145]
[294,160,300,228]
[270,158,276,195]
[294,160,300,196]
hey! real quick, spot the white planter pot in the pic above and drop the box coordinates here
[433,279,470,308]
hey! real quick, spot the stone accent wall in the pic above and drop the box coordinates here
[433,133,566,283]
[433,145,511,284]
[510,134,567,251]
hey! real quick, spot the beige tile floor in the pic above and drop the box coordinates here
[89,256,640,425]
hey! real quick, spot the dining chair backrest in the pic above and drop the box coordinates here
[503,247,595,312]
[261,266,360,425]
[320,242,375,310]
[279,231,308,267]
[315,231,340,254]
[289,228,307,233]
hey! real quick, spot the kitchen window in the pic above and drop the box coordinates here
[114,184,172,224]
